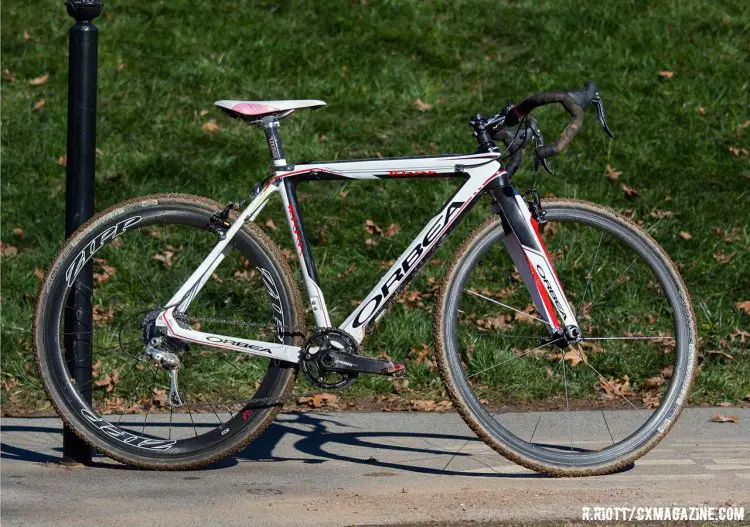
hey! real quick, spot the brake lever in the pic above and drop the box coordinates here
[592,95,615,138]
[529,119,554,175]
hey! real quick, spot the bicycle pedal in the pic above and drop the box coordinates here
[323,350,406,377]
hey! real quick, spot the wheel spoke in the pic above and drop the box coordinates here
[578,231,604,313]
[465,289,548,325]
[584,336,674,341]
[570,346,644,417]
[586,256,639,313]
[469,337,564,379]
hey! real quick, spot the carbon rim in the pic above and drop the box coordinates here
[38,199,298,459]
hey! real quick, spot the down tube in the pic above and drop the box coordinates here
[341,163,504,343]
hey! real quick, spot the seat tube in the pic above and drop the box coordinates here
[262,118,287,168]
[490,181,580,339]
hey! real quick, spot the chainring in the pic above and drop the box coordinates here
[301,328,359,390]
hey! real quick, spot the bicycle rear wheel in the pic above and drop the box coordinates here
[435,199,696,476]
[35,194,304,469]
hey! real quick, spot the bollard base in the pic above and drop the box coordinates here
[62,425,92,465]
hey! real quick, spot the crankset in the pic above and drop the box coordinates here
[301,328,405,389]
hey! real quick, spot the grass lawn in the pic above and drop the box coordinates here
[1,0,749,412]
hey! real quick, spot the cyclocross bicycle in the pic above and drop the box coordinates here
[35,81,696,475]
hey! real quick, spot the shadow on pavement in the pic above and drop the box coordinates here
[1,413,609,478]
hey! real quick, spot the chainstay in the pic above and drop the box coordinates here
[170,313,315,409]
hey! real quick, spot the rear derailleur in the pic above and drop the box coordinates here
[144,337,185,408]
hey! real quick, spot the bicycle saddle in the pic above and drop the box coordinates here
[214,99,326,123]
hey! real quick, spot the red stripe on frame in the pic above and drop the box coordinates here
[531,218,571,305]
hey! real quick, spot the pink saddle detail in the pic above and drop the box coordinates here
[231,102,279,116]
[214,99,326,121]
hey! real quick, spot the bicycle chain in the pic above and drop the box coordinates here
[169,312,322,409]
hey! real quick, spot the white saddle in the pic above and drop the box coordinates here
[214,99,326,120]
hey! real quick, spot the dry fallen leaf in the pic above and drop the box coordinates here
[710,414,739,424]
[649,209,673,219]
[233,268,256,281]
[548,348,587,368]
[264,218,278,231]
[514,303,538,323]
[678,231,692,240]
[728,146,749,157]
[152,248,175,268]
[384,223,401,237]
[12,227,24,240]
[736,301,750,317]
[621,183,639,200]
[32,99,46,111]
[151,389,168,408]
[716,226,741,242]
[365,237,378,247]
[605,164,621,182]
[707,349,734,361]
[696,106,705,116]
[23,30,31,41]
[729,328,750,344]
[0,241,18,257]
[29,73,49,86]
[93,257,117,285]
[642,391,661,409]
[410,344,436,371]
[598,375,636,399]
[411,399,436,411]
[413,98,433,112]
[658,70,674,79]
[57,155,67,167]
[713,251,732,264]
[364,219,383,235]
[34,267,45,280]
[475,314,511,331]
[202,119,220,132]
[2,69,15,81]
[399,290,425,308]
[116,61,125,73]
[297,393,338,409]
[92,304,114,323]
[380,259,396,270]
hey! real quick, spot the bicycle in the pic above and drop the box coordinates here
[35,81,696,475]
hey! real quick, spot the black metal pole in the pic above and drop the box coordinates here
[62,0,102,465]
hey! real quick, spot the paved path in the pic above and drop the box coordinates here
[2,408,749,526]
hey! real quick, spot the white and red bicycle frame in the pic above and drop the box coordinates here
[156,142,579,362]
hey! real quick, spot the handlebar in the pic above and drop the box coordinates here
[476,80,614,173]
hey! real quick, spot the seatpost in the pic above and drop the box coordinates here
[261,118,287,168]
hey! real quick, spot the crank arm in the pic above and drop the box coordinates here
[322,351,405,377]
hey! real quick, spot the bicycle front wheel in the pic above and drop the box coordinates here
[35,194,304,469]
[435,199,696,476]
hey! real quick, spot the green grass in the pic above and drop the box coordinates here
[2,0,749,411]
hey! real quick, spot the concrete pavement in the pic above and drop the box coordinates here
[2,408,749,526]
